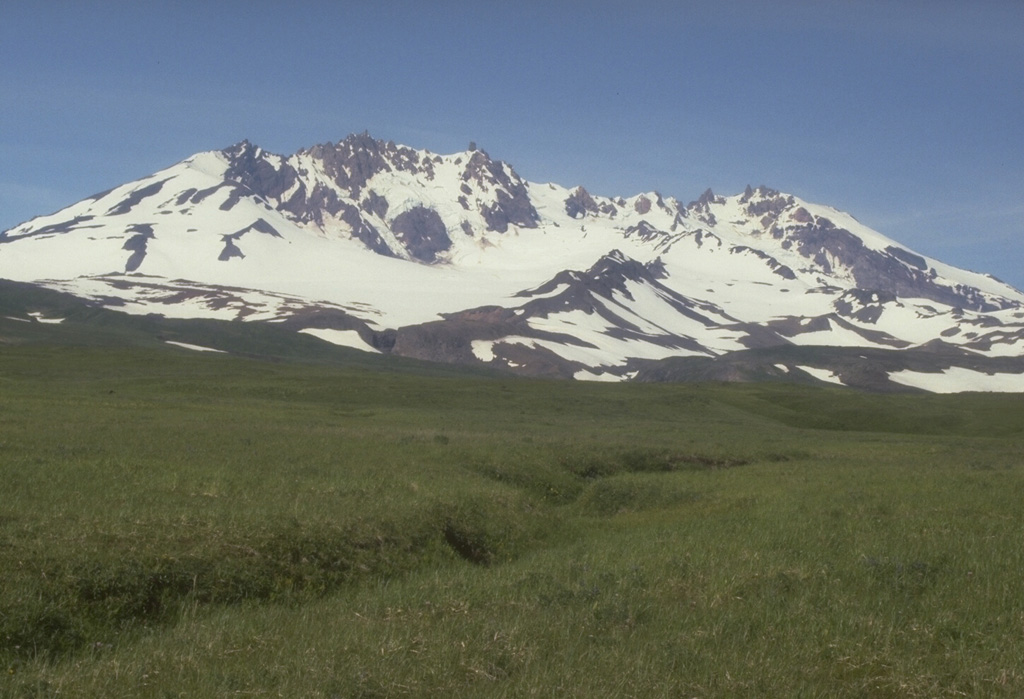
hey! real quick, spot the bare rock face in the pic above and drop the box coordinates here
[686,188,721,225]
[885,245,927,271]
[223,141,298,202]
[107,179,171,216]
[340,204,394,257]
[690,188,719,209]
[306,132,432,197]
[122,223,154,272]
[217,218,282,262]
[791,206,814,223]
[729,245,797,280]
[784,215,1004,311]
[833,288,898,324]
[565,186,600,218]
[461,151,539,233]
[303,183,347,223]
[745,192,794,218]
[360,191,390,219]
[623,220,663,242]
[390,206,452,263]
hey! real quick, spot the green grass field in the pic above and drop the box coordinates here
[2,342,1023,697]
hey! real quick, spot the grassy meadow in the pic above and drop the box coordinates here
[1,343,1023,697]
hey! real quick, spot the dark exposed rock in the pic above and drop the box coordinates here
[784,216,1006,312]
[390,305,585,378]
[303,132,433,198]
[223,141,298,202]
[729,245,796,280]
[360,191,390,219]
[762,313,908,349]
[310,136,388,195]
[460,151,539,232]
[390,206,451,263]
[515,250,731,334]
[189,184,230,205]
[339,204,393,257]
[274,307,381,350]
[0,215,96,242]
[565,186,599,218]
[481,186,538,233]
[885,245,928,271]
[688,188,718,210]
[106,178,171,216]
[833,288,898,324]
[634,195,652,214]
[645,257,669,279]
[745,193,794,218]
[391,307,515,364]
[230,218,282,239]
[693,230,722,248]
[564,186,618,219]
[219,184,253,211]
[685,189,719,225]
[216,218,282,262]
[488,340,586,379]
[623,220,663,242]
[627,342,1024,392]
[122,224,155,272]
[218,239,244,261]
[791,207,813,223]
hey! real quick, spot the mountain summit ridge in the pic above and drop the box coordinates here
[2,132,1023,392]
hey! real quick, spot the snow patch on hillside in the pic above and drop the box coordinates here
[299,328,379,353]
[165,340,225,353]
[889,368,1024,393]
[797,366,845,386]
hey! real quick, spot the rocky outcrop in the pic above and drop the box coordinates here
[306,132,433,196]
[390,206,451,263]
[565,186,599,218]
[223,141,299,203]
[833,289,898,324]
[729,245,797,280]
[122,224,154,272]
[461,151,539,232]
[783,215,1002,311]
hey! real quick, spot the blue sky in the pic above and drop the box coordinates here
[3,1,1022,289]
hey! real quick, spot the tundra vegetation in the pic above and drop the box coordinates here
[1,340,1023,697]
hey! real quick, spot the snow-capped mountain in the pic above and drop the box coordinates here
[3,132,1024,392]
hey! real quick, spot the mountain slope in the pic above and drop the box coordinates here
[2,133,1023,391]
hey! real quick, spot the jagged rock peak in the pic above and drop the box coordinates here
[739,184,782,203]
[565,186,600,218]
[460,149,539,233]
[689,187,720,209]
[298,132,433,195]
[221,139,274,169]
[587,249,652,282]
